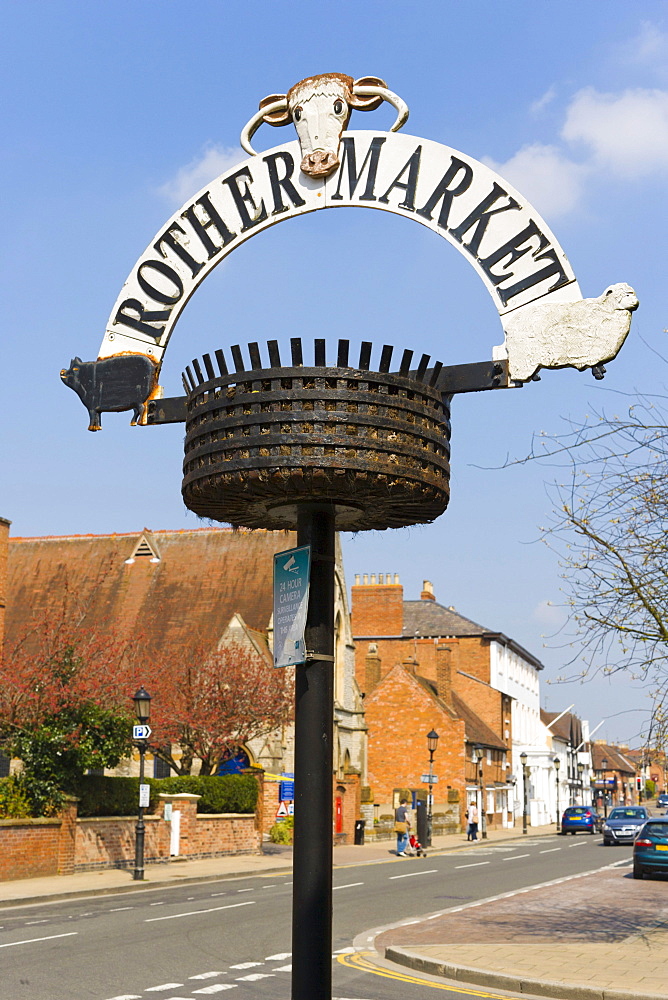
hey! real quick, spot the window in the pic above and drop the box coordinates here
[487,749,492,765]
[0,754,10,778]
[154,756,171,778]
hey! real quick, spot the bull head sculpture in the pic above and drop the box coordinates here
[240,73,409,178]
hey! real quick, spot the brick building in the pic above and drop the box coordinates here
[591,741,638,810]
[353,577,516,833]
[4,525,366,840]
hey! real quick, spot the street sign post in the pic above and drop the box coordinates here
[133,724,151,741]
[421,773,439,784]
[273,546,311,668]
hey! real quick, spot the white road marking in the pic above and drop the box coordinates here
[333,882,364,890]
[262,884,276,888]
[273,964,292,972]
[333,947,355,954]
[190,972,224,979]
[229,961,262,969]
[236,888,253,893]
[454,861,490,869]
[25,919,48,925]
[389,868,439,880]
[104,995,141,1000]
[145,985,184,992]
[210,892,226,896]
[109,906,134,912]
[265,952,291,960]
[235,973,275,981]
[569,841,586,847]
[150,901,166,906]
[146,901,254,923]
[194,986,237,994]
[540,848,561,853]
[0,931,77,949]
[503,853,530,861]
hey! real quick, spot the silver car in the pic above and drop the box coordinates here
[602,806,650,845]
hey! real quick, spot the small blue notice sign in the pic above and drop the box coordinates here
[273,545,311,668]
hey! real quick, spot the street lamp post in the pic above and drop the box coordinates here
[577,761,585,806]
[554,756,561,832]
[520,751,529,835]
[601,757,608,818]
[475,746,487,839]
[426,730,439,848]
[132,686,152,882]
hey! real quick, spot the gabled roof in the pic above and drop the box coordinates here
[6,526,295,659]
[541,710,584,749]
[591,742,636,775]
[414,673,507,751]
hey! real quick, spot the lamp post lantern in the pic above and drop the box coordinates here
[426,729,439,847]
[520,751,529,835]
[132,686,152,882]
[554,756,561,832]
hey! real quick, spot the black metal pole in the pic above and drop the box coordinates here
[427,749,434,848]
[479,763,487,839]
[556,774,561,832]
[292,503,335,1000]
[134,741,146,880]
[522,766,528,835]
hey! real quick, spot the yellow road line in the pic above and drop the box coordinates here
[337,951,523,999]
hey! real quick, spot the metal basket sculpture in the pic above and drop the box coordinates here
[181,338,451,531]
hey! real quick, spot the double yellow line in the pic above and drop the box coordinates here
[336,950,522,999]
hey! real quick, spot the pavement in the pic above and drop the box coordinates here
[2,823,667,1000]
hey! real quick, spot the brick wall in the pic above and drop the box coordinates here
[0,798,262,881]
[364,664,466,817]
[351,578,403,638]
[0,818,62,881]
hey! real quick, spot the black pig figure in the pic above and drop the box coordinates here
[60,354,158,431]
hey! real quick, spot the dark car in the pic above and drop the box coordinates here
[633,817,668,878]
[560,806,599,834]
[656,792,668,809]
[602,806,650,845]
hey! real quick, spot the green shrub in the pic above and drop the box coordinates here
[269,816,294,844]
[74,774,258,817]
[0,776,33,818]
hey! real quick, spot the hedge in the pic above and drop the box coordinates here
[74,774,259,817]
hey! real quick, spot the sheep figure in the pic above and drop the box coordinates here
[493,283,639,383]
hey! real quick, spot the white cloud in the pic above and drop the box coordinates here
[562,87,668,178]
[620,21,668,78]
[483,143,588,218]
[532,599,567,629]
[158,144,244,206]
[530,86,557,116]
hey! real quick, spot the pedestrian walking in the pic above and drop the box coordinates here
[466,801,479,841]
[394,798,411,856]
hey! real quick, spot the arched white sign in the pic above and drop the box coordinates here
[99,131,583,369]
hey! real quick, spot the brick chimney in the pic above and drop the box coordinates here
[365,643,382,692]
[0,517,10,651]
[351,573,403,636]
[435,642,453,704]
[402,655,418,675]
[421,579,436,601]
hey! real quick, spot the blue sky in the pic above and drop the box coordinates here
[2,1,667,744]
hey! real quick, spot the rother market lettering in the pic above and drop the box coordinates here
[102,132,577,362]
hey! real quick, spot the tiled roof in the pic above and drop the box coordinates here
[541,710,584,749]
[6,527,295,658]
[591,742,636,775]
[402,599,544,670]
[402,600,488,637]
